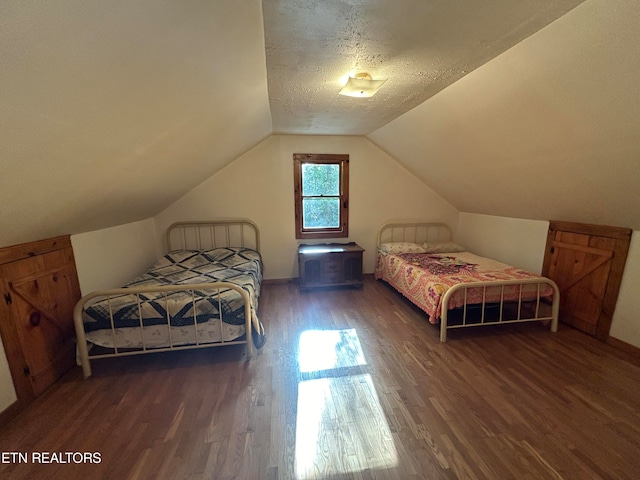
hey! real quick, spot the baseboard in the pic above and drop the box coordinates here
[0,399,23,427]
[606,336,640,360]
[262,278,296,285]
[262,273,375,286]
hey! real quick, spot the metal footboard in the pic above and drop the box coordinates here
[73,282,254,378]
[439,278,560,342]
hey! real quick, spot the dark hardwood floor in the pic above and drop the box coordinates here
[1,277,639,479]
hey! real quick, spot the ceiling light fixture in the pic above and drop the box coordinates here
[339,72,386,98]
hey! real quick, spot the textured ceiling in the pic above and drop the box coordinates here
[263,0,586,135]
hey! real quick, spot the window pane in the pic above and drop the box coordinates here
[301,163,340,196]
[302,198,340,229]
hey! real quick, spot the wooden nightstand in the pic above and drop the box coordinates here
[298,242,364,292]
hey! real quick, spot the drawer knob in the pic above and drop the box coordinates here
[29,311,41,327]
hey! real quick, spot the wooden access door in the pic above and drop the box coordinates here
[541,221,631,340]
[0,236,81,402]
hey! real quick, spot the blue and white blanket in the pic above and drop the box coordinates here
[82,247,265,347]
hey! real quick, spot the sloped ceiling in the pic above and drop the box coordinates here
[0,0,272,247]
[1,0,639,249]
[369,0,640,230]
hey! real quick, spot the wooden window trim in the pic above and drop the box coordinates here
[294,153,349,240]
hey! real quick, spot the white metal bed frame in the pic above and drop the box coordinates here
[376,221,559,342]
[73,219,262,378]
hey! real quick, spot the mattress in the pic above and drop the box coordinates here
[85,318,246,350]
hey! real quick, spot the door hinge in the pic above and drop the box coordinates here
[4,292,11,305]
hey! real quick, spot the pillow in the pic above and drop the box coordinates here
[378,242,426,255]
[422,241,466,253]
[156,249,200,266]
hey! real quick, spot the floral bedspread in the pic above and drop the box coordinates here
[375,251,553,324]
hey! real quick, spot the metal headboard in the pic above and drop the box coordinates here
[167,219,260,252]
[377,222,452,246]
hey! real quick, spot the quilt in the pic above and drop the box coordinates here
[82,247,264,345]
[375,251,553,324]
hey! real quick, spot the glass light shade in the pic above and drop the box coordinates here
[339,73,386,98]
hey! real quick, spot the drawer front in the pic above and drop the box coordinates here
[322,272,344,284]
[322,261,343,274]
[321,253,344,262]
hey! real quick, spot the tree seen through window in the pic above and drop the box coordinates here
[301,163,340,229]
[294,154,349,239]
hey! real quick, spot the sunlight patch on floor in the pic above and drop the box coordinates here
[298,328,367,373]
[295,329,398,478]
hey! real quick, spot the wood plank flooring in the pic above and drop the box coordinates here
[1,276,639,479]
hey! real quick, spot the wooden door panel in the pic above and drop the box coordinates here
[9,277,75,396]
[542,221,631,341]
[560,263,611,336]
[551,234,613,335]
[1,247,80,397]
[551,244,612,291]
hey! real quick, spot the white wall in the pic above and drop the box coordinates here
[155,134,460,279]
[0,340,17,413]
[457,213,549,273]
[71,219,159,295]
[458,212,640,349]
[610,233,640,348]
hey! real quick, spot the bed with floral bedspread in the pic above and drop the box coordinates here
[376,251,555,324]
[374,222,559,341]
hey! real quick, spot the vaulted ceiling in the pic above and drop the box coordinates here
[263,0,585,135]
[1,0,638,248]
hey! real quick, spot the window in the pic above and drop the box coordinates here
[293,153,349,240]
